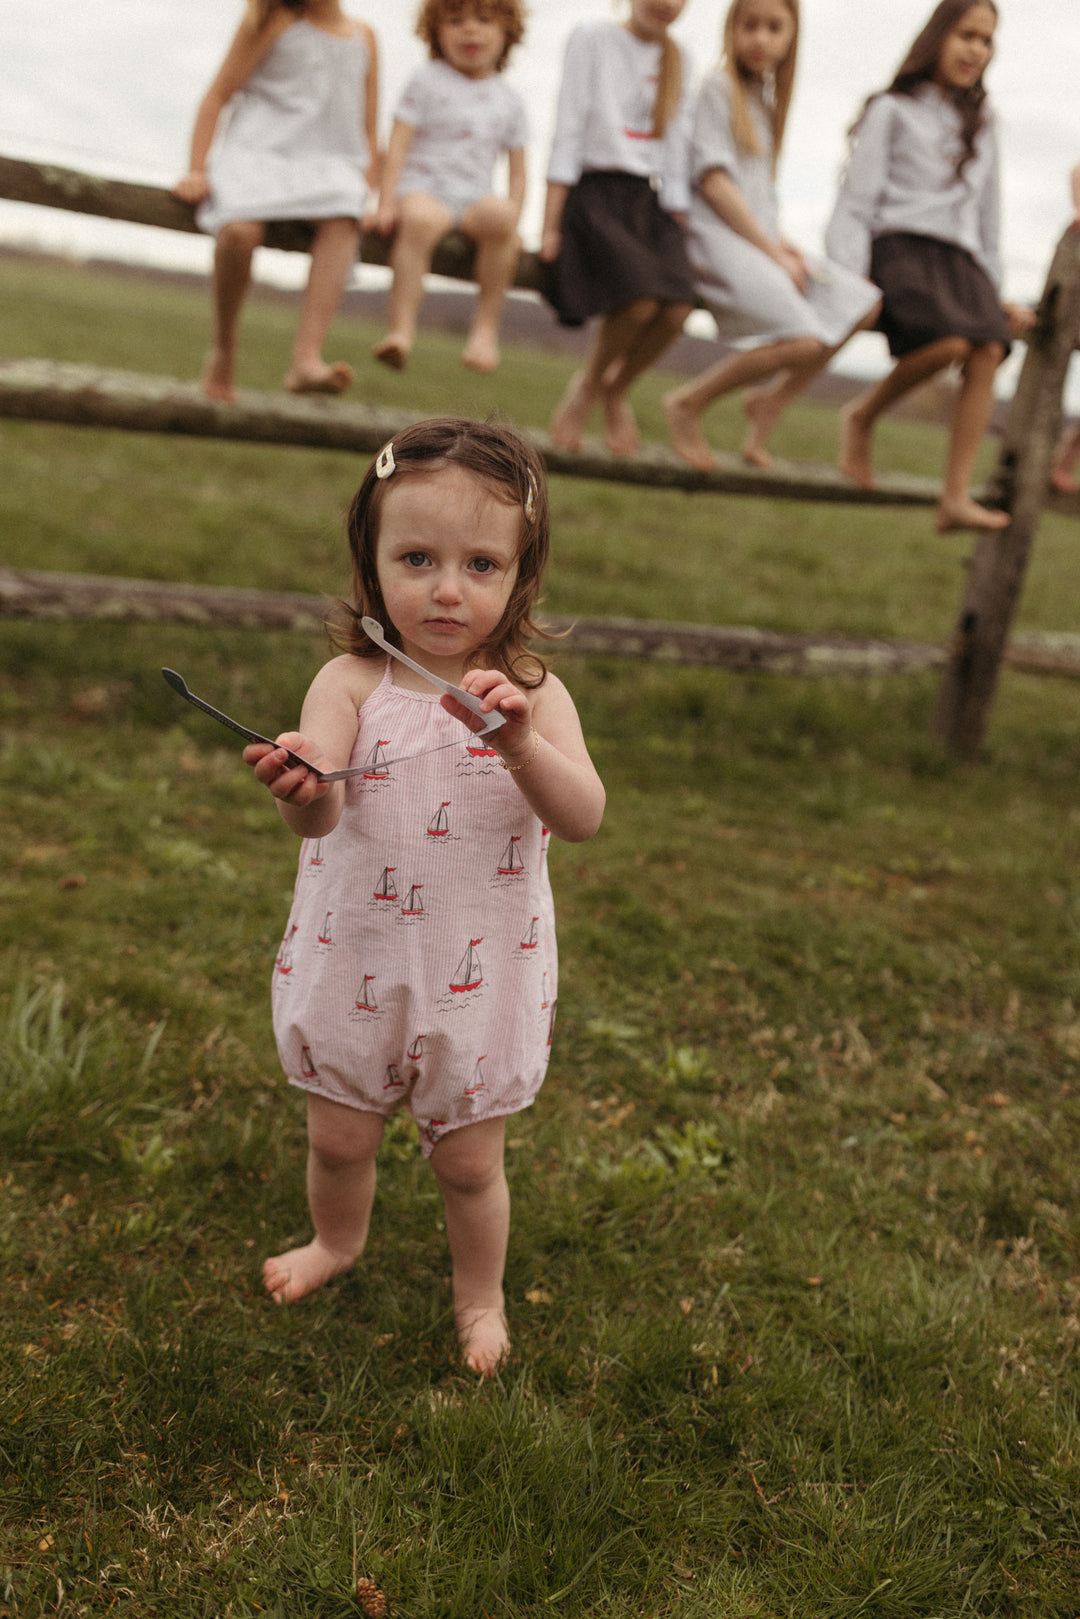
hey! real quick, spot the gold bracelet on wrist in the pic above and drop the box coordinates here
[501,727,541,772]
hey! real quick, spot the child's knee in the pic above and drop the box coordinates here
[218,219,264,254]
[429,1120,506,1195]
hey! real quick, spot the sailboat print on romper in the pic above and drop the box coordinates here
[407,1033,424,1062]
[427,801,451,838]
[300,1044,319,1079]
[373,866,397,902]
[363,739,392,781]
[400,883,424,920]
[463,1055,487,1096]
[306,838,326,872]
[276,922,298,976]
[316,911,333,951]
[520,916,540,951]
[450,938,483,993]
[383,1062,404,1091]
[349,973,383,1023]
[496,834,525,877]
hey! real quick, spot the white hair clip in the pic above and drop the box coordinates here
[375,441,396,479]
[524,470,538,522]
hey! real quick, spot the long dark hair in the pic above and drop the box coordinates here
[340,418,551,690]
[854,0,997,178]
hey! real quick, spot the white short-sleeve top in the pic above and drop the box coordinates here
[395,59,527,208]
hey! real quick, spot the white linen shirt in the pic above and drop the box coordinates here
[546,19,693,213]
[825,82,1001,289]
[395,60,527,209]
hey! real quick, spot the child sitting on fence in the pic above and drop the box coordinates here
[372,0,527,373]
[663,0,880,472]
[539,0,697,456]
[175,0,379,402]
[825,0,1033,532]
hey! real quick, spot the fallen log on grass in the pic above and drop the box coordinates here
[6,565,1074,679]
[0,358,942,506]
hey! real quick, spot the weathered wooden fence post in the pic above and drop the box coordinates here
[931,227,1080,756]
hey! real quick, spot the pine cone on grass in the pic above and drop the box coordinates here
[355,1576,387,1617]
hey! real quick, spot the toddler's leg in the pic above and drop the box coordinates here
[429,1116,510,1375]
[374,193,454,369]
[838,335,971,491]
[206,219,266,401]
[936,340,1009,531]
[263,1094,385,1304]
[285,216,361,395]
[459,197,520,372]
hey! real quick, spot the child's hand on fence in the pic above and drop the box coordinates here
[442,671,534,764]
[243,733,333,807]
[539,226,561,263]
[173,172,211,205]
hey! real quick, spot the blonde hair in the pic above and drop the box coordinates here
[652,37,684,139]
[721,0,799,174]
[245,0,304,27]
[415,0,527,72]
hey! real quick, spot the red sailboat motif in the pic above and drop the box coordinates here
[401,884,424,917]
[427,802,451,838]
[497,834,524,875]
[425,1119,445,1147]
[374,867,397,901]
[354,974,377,1012]
[520,916,539,950]
[364,740,391,779]
[276,923,298,974]
[301,1045,318,1078]
[541,971,550,1011]
[450,938,483,993]
[464,1055,487,1096]
[383,1063,404,1090]
[466,740,499,758]
[407,1034,424,1061]
[547,998,557,1046]
[318,911,333,945]
[308,839,325,867]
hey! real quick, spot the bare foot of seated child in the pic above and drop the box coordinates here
[549,370,596,451]
[934,496,1010,533]
[263,1235,359,1303]
[373,335,410,371]
[284,360,354,396]
[462,330,500,372]
[838,400,876,490]
[742,386,787,469]
[663,390,718,472]
[202,347,238,404]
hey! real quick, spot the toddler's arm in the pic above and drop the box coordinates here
[445,670,605,843]
[173,13,290,202]
[243,656,370,840]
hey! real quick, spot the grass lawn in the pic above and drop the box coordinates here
[2,252,1080,1616]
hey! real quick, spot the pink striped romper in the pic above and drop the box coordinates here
[272,660,557,1154]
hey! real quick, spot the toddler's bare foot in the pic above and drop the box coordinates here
[1051,466,1078,495]
[935,497,1010,533]
[373,335,409,371]
[284,360,354,396]
[663,391,717,472]
[263,1236,356,1304]
[462,331,500,372]
[602,391,641,456]
[456,1303,509,1376]
[549,370,595,451]
[838,400,876,490]
[741,387,784,468]
[201,348,237,404]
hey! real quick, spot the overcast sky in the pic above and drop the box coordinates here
[1,1,1076,381]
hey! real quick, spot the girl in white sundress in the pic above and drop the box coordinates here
[663,0,880,472]
[174,0,379,402]
[242,418,605,1375]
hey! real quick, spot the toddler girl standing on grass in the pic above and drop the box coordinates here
[540,0,698,456]
[174,0,379,402]
[825,0,1034,532]
[662,0,880,472]
[372,0,528,373]
[243,418,605,1375]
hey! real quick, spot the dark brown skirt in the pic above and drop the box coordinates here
[541,170,697,329]
[870,231,1011,358]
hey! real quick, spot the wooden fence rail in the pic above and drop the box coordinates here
[3,153,1080,753]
